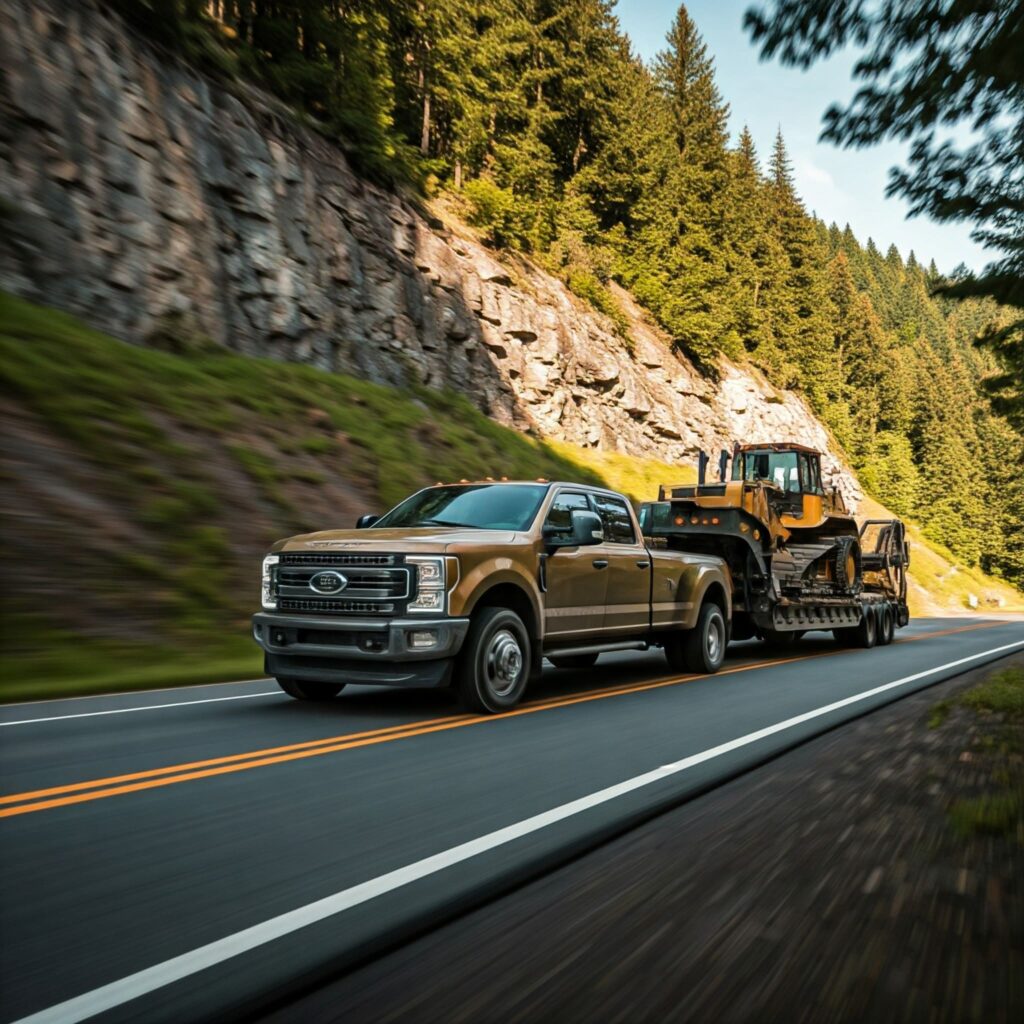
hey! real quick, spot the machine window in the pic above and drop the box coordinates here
[545,491,591,532]
[592,494,636,544]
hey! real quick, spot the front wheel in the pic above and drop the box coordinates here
[457,607,531,713]
[665,602,727,674]
[276,678,345,701]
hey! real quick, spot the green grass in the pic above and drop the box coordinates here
[2,637,264,704]
[948,791,1023,839]
[959,667,1024,719]
[931,666,1024,840]
[0,291,611,701]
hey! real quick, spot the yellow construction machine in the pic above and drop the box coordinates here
[640,443,909,648]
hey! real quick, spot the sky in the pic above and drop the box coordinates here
[614,0,990,274]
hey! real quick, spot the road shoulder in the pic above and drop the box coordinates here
[265,653,1024,1023]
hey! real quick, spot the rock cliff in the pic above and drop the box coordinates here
[0,0,860,505]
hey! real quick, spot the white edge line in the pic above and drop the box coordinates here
[0,691,283,727]
[0,679,274,709]
[13,637,1024,1024]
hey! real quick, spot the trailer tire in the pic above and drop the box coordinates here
[764,630,803,650]
[666,601,726,674]
[878,604,895,645]
[457,607,530,714]
[276,678,345,701]
[853,605,877,648]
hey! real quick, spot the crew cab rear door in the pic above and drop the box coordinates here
[542,489,610,640]
[590,492,652,634]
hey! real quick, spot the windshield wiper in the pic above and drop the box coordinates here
[419,518,475,528]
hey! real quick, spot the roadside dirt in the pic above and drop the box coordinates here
[265,654,1024,1024]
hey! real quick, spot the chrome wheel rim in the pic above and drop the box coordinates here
[485,628,523,697]
[706,616,723,663]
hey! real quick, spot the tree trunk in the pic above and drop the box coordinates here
[420,89,431,155]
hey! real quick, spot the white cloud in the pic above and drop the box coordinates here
[794,157,836,189]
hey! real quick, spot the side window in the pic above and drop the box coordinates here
[545,491,591,532]
[592,494,636,544]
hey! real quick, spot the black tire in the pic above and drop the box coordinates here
[833,535,862,594]
[665,601,727,674]
[878,604,895,645]
[276,677,345,701]
[457,607,531,713]
[548,653,599,670]
[763,630,804,650]
[853,605,877,648]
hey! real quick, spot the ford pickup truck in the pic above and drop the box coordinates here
[253,480,733,713]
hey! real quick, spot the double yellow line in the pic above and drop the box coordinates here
[0,620,1004,818]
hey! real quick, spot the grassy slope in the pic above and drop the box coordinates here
[1,293,1019,701]
[0,293,600,700]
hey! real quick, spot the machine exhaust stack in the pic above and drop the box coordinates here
[718,450,731,482]
[697,450,709,486]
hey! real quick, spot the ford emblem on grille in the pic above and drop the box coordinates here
[309,570,348,595]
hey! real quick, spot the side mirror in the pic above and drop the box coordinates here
[545,509,604,548]
[356,514,380,529]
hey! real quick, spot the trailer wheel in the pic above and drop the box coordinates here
[276,678,345,701]
[853,606,877,648]
[666,601,726,674]
[878,604,895,645]
[764,630,803,650]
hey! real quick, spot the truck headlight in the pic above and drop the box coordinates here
[408,556,448,613]
[262,554,280,610]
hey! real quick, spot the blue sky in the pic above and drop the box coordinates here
[614,1,989,274]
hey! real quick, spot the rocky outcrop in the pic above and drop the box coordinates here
[0,0,860,506]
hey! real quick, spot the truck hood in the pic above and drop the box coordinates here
[273,527,522,554]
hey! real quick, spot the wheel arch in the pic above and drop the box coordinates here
[464,579,540,645]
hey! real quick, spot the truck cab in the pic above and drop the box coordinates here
[253,480,732,713]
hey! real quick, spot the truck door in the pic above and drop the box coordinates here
[542,489,610,640]
[591,492,651,635]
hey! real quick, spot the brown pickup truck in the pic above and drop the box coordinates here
[253,480,732,712]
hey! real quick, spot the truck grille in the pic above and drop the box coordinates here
[279,552,395,567]
[274,554,409,616]
[277,598,396,615]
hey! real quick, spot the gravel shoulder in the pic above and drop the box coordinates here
[264,653,1024,1024]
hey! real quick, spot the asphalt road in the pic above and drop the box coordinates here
[1,617,1022,1024]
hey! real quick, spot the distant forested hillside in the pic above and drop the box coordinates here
[109,0,1022,588]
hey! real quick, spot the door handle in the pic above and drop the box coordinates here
[592,559,609,569]
[636,560,650,569]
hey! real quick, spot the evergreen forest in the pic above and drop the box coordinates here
[111,0,1024,590]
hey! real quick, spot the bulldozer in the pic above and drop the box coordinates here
[640,443,909,645]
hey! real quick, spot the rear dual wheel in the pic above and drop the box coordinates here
[665,601,726,674]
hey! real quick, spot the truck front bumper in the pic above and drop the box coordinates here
[252,612,471,688]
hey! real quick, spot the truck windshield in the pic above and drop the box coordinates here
[733,450,801,493]
[373,484,549,531]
